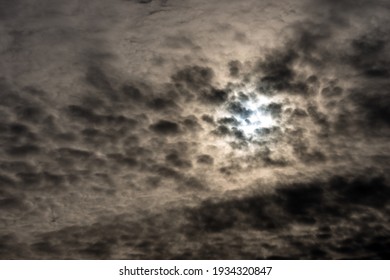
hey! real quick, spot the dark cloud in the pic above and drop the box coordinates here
[107,153,138,167]
[147,97,177,111]
[165,152,192,169]
[0,0,22,20]
[66,104,138,127]
[5,145,41,157]
[227,101,252,119]
[227,60,242,78]
[307,104,330,132]
[172,66,214,91]
[256,49,305,95]
[201,114,214,124]
[262,102,283,118]
[85,66,116,97]
[290,108,308,118]
[121,84,144,102]
[164,35,200,50]
[0,161,35,173]
[351,89,390,128]
[152,165,181,180]
[200,88,229,105]
[0,196,25,210]
[182,115,201,131]
[149,120,180,135]
[196,154,214,165]
[66,105,101,124]
[0,0,389,261]
[321,85,343,98]
[1,175,388,259]
[182,176,206,191]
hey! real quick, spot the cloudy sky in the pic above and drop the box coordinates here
[0,0,389,259]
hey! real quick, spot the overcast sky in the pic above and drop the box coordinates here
[0,0,390,259]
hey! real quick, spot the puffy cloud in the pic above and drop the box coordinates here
[0,0,389,260]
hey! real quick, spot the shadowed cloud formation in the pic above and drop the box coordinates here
[0,0,389,259]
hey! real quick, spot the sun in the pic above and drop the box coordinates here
[239,96,275,137]
[215,85,276,140]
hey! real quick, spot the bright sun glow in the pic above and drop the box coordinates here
[240,97,275,136]
[215,87,276,139]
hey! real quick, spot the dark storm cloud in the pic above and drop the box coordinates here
[66,105,139,127]
[256,147,290,167]
[172,66,214,91]
[196,154,214,165]
[256,49,304,95]
[171,65,229,104]
[227,101,252,119]
[149,120,180,135]
[1,174,388,259]
[321,85,343,98]
[352,91,390,127]
[251,21,333,96]
[349,34,390,78]
[0,161,36,174]
[0,196,26,211]
[0,0,34,21]
[147,97,178,111]
[164,35,200,50]
[137,0,153,4]
[182,115,201,131]
[307,104,330,132]
[201,88,229,105]
[288,108,308,119]
[201,0,385,169]
[310,0,388,22]
[183,175,390,258]
[121,84,144,102]
[15,171,70,190]
[227,60,242,78]
[262,102,283,118]
[107,153,138,167]
[0,0,390,261]
[5,145,41,157]
[0,66,149,202]
[201,114,214,124]
[86,66,115,93]
[165,152,192,169]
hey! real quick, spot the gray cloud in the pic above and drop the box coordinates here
[0,0,389,260]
